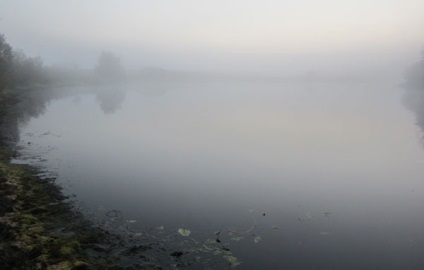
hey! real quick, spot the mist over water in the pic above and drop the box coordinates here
[2,0,424,268]
[11,79,424,269]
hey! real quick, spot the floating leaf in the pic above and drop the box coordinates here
[213,250,222,256]
[253,236,262,243]
[230,236,244,242]
[204,239,216,245]
[305,212,312,220]
[178,228,191,237]
[225,255,241,267]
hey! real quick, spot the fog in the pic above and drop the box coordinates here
[1,0,423,78]
[3,1,424,269]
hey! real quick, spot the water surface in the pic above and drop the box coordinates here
[15,80,424,269]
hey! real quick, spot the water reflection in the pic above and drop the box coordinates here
[94,85,126,114]
[10,80,424,269]
[402,59,424,136]
[403,89,424,137]
[1,87,58,143]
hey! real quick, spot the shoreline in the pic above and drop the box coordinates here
[0,142,100,269]
[0,88,163,269]
[0,86,236,269]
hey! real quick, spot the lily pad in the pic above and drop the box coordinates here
[213,250,222,255]
[178,228,191,237]
[225,255,241,267]
[253,236,262,243]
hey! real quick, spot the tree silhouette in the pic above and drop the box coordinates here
[94,51,124,83]
[0,34,14,91]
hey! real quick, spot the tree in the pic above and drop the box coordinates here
[0,34,14,91]
[94,51,125,83]
[0,33,46,92]
[12,49,45,85]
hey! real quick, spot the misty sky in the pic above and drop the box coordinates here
[1,0,423,75]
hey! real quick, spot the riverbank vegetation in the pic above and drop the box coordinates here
[0,34,105,269]
[1,32,225,270]
[0,33,151,269]
[0,34,47,94]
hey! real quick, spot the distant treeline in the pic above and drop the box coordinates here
[0,33,130,94]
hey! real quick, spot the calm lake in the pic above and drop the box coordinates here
[13,80,424,269]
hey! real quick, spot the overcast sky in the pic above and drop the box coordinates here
[1,0,423,75]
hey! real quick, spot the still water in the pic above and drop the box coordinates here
[14,80,424,269]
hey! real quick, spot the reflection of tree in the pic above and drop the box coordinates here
[1,87,58,143]
[403,90,424,136]
[95,86,126,114]
[403,51,424,135]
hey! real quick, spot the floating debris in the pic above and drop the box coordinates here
[157,225,164,230]
[305,212,312,220]
[230,236,244,242]
[178,228,191,237]
[320,232,329,236]
[126,219,137,223]
[271,225,279,230]
[253,236,262,244]
[39,131,62,137]
[324,212,332,217]
[298,212,313,221]
[225,255,241,267]
[105,209,121,218]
